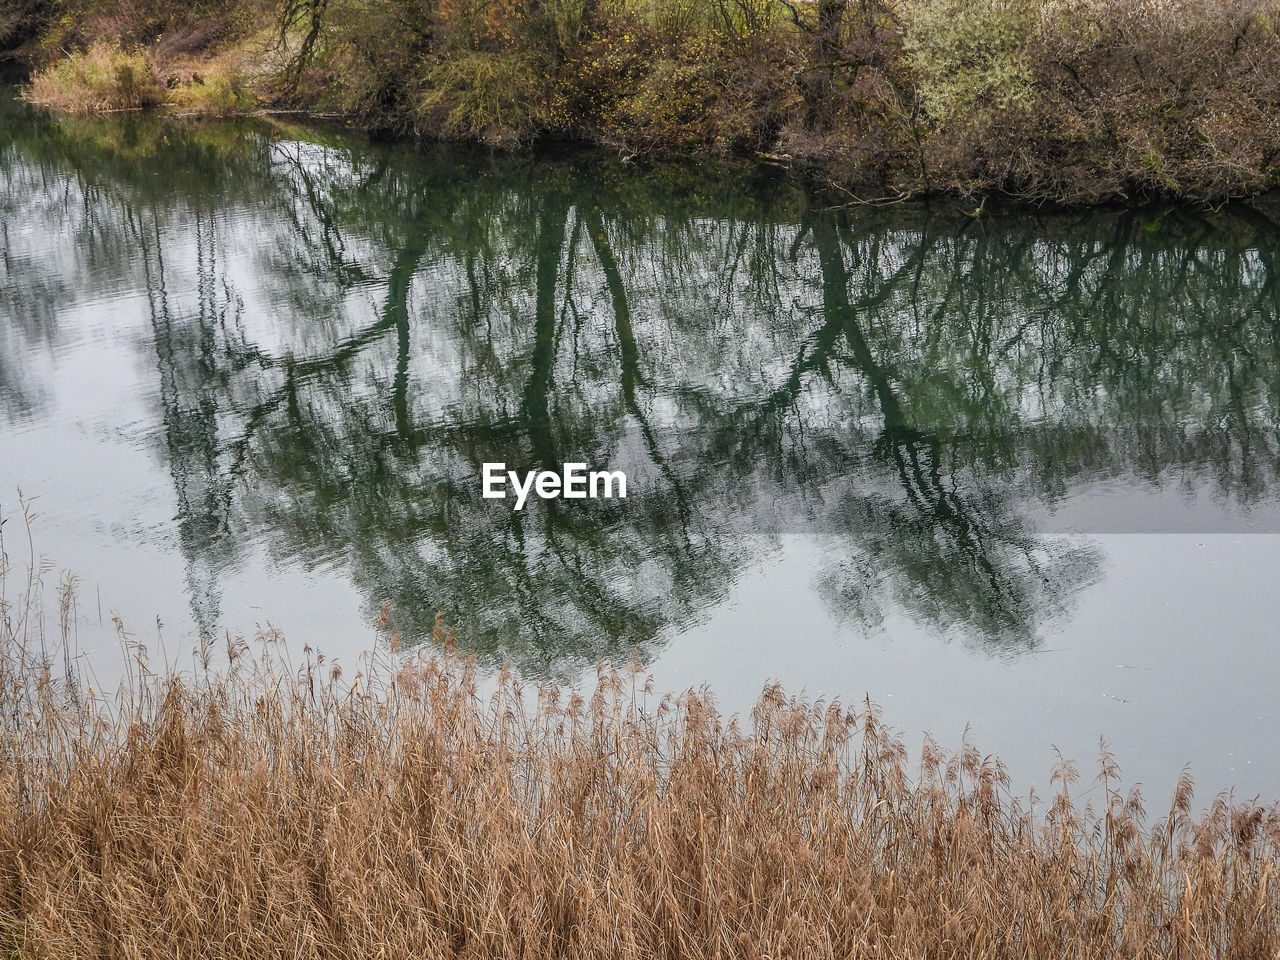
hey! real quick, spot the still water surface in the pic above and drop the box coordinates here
[3,92,1280,800]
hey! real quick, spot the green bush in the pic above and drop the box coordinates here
[414,52,551,144]
[168,63,254,116]
[902,0,1035,125]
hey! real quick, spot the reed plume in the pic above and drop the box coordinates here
[2,598,1278,957]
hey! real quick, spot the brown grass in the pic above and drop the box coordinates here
[3,593,1280,959]
[23,41,259,118]
[24,43,163,112]
[0,498,1274,960]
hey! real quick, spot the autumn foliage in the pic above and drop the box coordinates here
[10,0,1280,201]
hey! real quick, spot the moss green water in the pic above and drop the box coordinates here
[4,92,1280,796]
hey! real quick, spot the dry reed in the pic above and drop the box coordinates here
[2,593,1280,958]
[24,43,163,112]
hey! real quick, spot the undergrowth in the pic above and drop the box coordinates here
[8,0,1280,200]
[24,43,163,111]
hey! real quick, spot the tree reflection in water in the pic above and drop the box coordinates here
[4,102,1280,674]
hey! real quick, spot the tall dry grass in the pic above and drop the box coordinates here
[2,572,1280,956]
[24,43,163,112]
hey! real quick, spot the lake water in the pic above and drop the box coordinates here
[3,91,1280,803]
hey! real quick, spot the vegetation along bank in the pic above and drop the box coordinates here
[4,0,1280,203]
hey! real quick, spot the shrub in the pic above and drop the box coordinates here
[167,61,255,116]
[902,0,1035,124]
[1018,0,1280,201]
[15,0,1280,201]
[26,42,162,111]
[413,51,551,144]
[613,49,728,150]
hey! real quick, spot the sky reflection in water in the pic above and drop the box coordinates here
[3,94,1280,798]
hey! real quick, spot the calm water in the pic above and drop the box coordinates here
[3,91,1280,800]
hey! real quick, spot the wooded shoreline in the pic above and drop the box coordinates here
[5,0,1280,204]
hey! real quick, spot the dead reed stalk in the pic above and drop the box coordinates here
[2,610,1279,960]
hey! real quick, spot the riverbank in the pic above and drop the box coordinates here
[5,0,1280,203]
[3,612,1280,958]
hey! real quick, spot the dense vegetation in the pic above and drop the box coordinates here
[3,576,1280,959]
[5,0,1280,201]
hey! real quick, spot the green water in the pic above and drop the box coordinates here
[3,93,1280,795]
